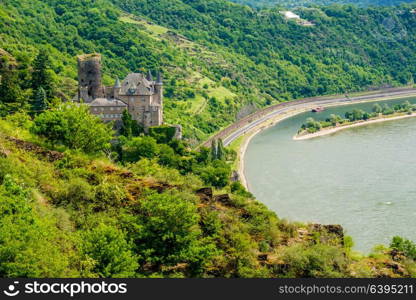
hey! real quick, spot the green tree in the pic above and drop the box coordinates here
[128,192,215,271]
[382,104,394,115]
[217,138,225,161]
[157,144,178,167]
[196,147,211,164]
[328,114,341,126]
[390,236,416,260]
[32,103,113,153]
[354,109,364,121]
[401,101,411,111]
[81,224,138,278]
[122,136,158,162]
[372,103,382,114]
[32,86,47,113]
[120,109,133,138]
[199,160,231,188]
[0,69,25,114]
[31,49,54,98]
[211,139,218,160]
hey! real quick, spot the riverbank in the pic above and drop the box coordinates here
[294,112,416,141]
[230,91,416,191]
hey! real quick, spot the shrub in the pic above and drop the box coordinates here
[198,160,231,188]
[279,244,347,277]
[81,223,138,278]
[0,175,76,277]
[126,192,216,274]
[54,178,95,208]
[122,136,158,163]
[149,125,177,144]
[391,236,416,260]
[32,103,113,153]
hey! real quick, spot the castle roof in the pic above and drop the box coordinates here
[120,73,154,96]
[90,98,127,107]
[114,76,121,88]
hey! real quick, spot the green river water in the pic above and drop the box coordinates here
[245,96,416,252]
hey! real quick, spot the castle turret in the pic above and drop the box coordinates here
[146,70,153,82]
[154,72,163,103]
[113,76,121,99]
[153,71,163,125]
[77,54,105,102]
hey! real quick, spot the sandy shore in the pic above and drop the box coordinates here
[233,93,416,191]
[294,113,416,141]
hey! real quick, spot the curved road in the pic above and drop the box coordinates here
[221,88,416,147]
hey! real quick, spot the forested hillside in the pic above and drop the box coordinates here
[230,0,416,8]
[1,0,416,278]
[1,0,416,142]
[0,99,415,278]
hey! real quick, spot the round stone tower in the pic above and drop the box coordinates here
[77,53,104,102]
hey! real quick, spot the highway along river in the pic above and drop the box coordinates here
[244,96,416,252]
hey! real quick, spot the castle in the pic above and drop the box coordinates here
[76,54,163,131]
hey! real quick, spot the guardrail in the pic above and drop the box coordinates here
[200,87,416,148]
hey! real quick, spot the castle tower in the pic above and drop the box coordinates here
[77,54,105,102]
[154,72,163,105]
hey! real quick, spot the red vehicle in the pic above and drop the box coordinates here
[312,107,325,113]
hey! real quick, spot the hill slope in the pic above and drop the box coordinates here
[1,0,416,278]
[230,0,416,8]
[0,112,415,278]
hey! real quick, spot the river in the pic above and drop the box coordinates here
[244,96,416,252]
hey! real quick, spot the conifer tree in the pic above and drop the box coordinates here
[31,49,54,98]
[32,86,47,113]
[120,109,133,138]
[211,139,218,160]
[217,138,225,161]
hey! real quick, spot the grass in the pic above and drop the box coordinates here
[208,85,236,100]
[227,135,245,171]
[119,16,168,37]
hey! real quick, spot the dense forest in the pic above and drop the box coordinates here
[230,0,416,8]
[2,0,416,142]
[0,64,415,277]
[1,0,416,278]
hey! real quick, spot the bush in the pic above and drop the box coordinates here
[198,160,231,188]
[391,236,416,260]
[279,244,347,277]
[54,178,95,208]
[149,125,177,144]
[125,192,216,274]
[32,103,113,153]
[122,136,158,163]
[0,175,76,277]
[94,182,127,210]
[81,223,138,278]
